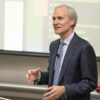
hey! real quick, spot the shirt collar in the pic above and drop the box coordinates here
[60,32,74,45]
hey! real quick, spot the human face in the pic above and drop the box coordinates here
[52,7,74,39]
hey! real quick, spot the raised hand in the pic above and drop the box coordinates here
[26,68,40,85]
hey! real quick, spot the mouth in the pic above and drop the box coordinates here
[54,27,61,30]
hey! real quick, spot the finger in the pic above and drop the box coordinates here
[26,74,29,80]
[43,95,55,100]
[31,68,40,74]
[43,89,54,97]
[27,70,32,76]
[44,86,56,97]
[26,74,30,82]
[36,68,40,72]
[43,97,50,100]
[47,86,55,91]
[43,97,48,100]
[28,80,32,85]
[26,74,33,85]
[47,91,57,98]
[43,96,53,100]
[48,92,58,99]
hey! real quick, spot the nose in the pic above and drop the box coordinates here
[53,19,59,25]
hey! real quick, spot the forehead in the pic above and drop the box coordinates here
[53,6,68,17]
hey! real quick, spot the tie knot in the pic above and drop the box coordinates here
[60,41,65,46]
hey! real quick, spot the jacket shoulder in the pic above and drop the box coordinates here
[50,39,60,45]
[75,34,92,47]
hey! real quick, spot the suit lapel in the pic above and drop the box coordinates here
[58,34,78,84]
[49,39,60,86]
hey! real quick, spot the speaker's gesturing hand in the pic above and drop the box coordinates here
[26,68,40,85]
[43,86,66,100]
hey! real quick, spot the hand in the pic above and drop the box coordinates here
[26,68,40,85]
[43,86,66,100]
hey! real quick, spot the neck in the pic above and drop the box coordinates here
[60,29,73,40]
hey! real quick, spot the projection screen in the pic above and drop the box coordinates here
[0,0,100,57]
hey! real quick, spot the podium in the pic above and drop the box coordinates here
[0,82,47,100]
[0,97,10,100]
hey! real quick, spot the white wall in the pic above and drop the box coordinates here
[0,54,48,84]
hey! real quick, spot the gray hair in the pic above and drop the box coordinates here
[55,4,78,28]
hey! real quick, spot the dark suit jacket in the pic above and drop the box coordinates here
[38,33,97,100]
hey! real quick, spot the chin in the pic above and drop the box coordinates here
[55,33,60,35]
[55,31,61,35]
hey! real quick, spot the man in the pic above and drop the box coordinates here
[26,5,97,100]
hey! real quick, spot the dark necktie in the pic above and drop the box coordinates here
[53,41,65,85]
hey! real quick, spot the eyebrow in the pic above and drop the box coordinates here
[52,16,63,20]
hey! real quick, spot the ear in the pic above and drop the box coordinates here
[70,19,75,26]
